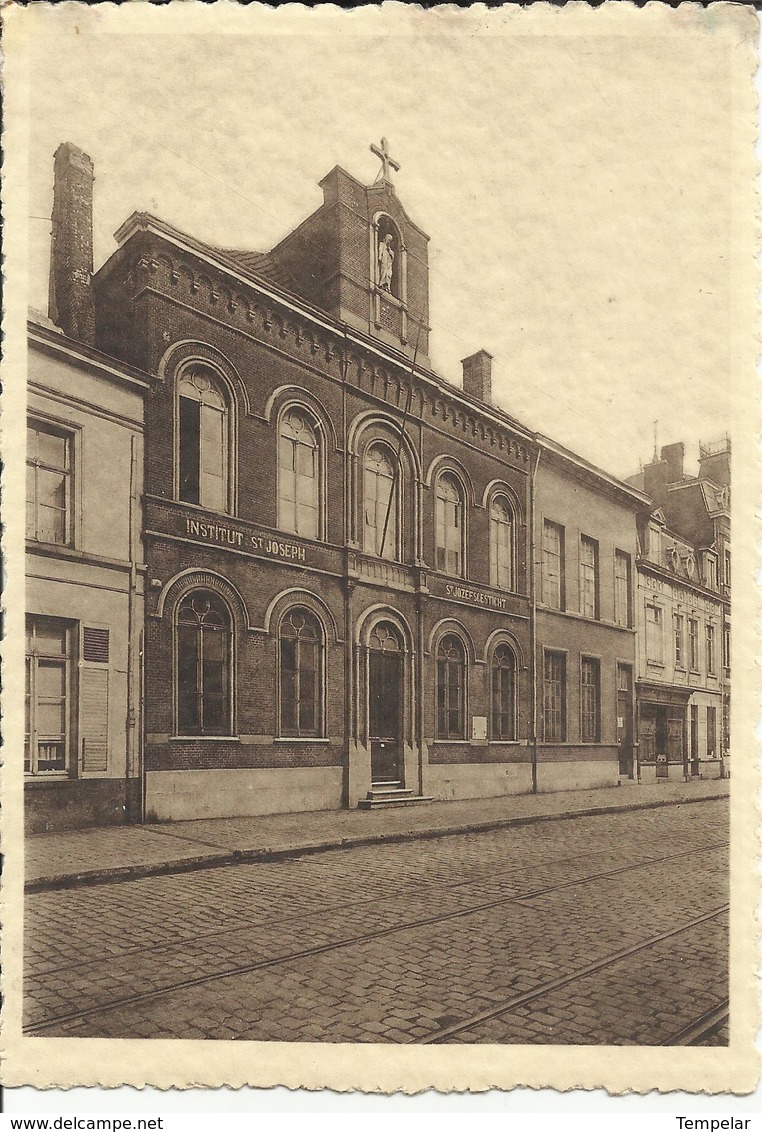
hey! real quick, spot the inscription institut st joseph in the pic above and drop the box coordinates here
[184,517,307,562]
[180,518,510,611]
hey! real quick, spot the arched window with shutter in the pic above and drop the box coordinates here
[490,496,514,591]
[176,590,233,735]
[436,634,466,740]
[177,369,230,512]
[364,443,398,560]
[435,474,464,576]
[278,409,320,539]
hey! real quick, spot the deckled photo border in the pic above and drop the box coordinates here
[1,0,759,1095]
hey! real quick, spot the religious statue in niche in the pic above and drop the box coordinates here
[378,232,395,292]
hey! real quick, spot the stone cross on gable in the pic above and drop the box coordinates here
[370,137,400,185]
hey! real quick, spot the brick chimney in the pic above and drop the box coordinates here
[48,142,96,345]
[642,458,669,505]
[660,442,685,484]
[461,349,493,403]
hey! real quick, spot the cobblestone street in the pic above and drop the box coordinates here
[25,797,729,1045]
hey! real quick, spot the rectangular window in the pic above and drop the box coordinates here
[614,550,631,627]
[723,622,731,671]
[646,604,664,664]
[688,617,700,671]
[26,421,72,545]
[724,551,731,587]
[706,624,716,675]
[580,536,599,619]
[25,616,72,775]
[543,651,566,742]
[542,521,564,610]
[705,556,717,589]
[706,705,717,758]
[580,657,600,742]
[673,613,684,667]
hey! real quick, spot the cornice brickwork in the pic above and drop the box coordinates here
[114,238,532,470]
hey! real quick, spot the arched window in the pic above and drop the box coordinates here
[278,409,320,539]
[491,643,516,741]
[279,608,322,737]
[490,496,514,590]
[437,634,466,740]
[436,474,464,575]
[176,590,232,735]
[364,444,397,560]
[178,369,229,511]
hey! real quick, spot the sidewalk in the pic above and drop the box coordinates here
[25,777,729,892]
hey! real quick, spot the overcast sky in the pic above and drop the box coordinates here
[26,7,746,481]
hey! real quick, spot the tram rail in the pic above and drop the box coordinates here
[24,839,728,1037]
[664,1000,730,1046]
[27,835,727,980]
[419,904,729,1044]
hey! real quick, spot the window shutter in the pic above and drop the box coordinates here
[81,627,109,774]
[83,626,109,663]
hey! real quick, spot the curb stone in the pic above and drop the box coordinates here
[25,789,728,894]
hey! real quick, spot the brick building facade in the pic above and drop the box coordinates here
[32,141,694,826]
[85,154,543,820]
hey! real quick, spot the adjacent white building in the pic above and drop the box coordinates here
[25,311,149,831]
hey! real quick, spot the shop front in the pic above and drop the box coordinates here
[637,683,690,782]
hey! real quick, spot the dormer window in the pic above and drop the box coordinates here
[703,554,717,589]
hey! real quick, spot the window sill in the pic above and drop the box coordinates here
[275,737,331,743]
[25,773,71,783]
[373,287,406,311]
[26,537,75,552]
[170,735,241,742]
[148,496,234,521]
[537,606,635,632]
[432,739,470,745]
[646,660,665,668]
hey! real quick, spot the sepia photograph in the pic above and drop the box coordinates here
[1,0,759,1098]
